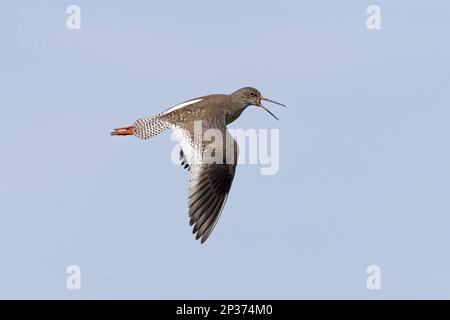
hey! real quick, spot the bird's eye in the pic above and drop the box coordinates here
[249,92,256,97]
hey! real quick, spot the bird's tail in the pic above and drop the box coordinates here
[111,115,170,140]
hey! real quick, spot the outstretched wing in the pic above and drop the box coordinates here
[173,115,238,243]
[188,163,235,243]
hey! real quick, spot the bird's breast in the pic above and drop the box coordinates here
[225,109,244,125]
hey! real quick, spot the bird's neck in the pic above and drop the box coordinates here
[230,95,250,111]
[226,96,249,124]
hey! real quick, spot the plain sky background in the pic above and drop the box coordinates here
[1,1,449,299]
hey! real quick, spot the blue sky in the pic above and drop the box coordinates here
[1,1,450,299]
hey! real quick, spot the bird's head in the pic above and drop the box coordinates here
[231,87,286,120]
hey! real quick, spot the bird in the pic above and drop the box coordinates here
[111,87,286,243]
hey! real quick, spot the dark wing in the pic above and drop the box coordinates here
[174,115,238,243]
[188,163,235,243]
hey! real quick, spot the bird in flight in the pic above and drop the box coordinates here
[111,87,285,243]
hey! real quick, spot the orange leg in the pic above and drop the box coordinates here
[111,126,135,136]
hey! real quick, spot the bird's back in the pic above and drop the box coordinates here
[159,94,231,129]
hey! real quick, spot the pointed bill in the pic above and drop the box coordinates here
[258,97,286,120]
[261,97,287,108]
[259,103,279,120]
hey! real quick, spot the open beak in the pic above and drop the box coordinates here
[258,97,287,120]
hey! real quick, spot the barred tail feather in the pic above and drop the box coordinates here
[133,116,170,140]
